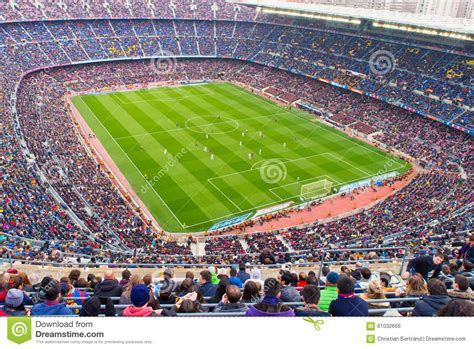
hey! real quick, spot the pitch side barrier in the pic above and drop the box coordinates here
[317,246,410,279]
[0,247,410,272]
[23,298,421,316]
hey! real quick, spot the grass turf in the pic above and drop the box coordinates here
[72,82,411,233]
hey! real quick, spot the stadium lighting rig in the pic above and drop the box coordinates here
[257,7,361,25]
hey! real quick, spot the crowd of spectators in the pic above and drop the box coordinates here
[0,11,472,265]
[1,240,473,317]
[1,58,472,265]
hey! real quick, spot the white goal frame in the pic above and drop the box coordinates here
[300,179,333,200]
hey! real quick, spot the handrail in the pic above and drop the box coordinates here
[2,255,412,269]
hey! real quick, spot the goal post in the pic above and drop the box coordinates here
[300,179,333,200]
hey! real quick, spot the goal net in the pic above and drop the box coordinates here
[300,179,333,200]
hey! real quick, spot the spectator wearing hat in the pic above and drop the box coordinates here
[246,278,295,317]
[199,270,218,298]
[412,279,450,316]
[295,285,330,317]
[1,289,30,316]
[79,296,115,317]
[319,272,339,311]
[213,285,248,313]
[122,285,172,317]
[244,268,264,290]
[31,277,73,316]
[329,276,369,317]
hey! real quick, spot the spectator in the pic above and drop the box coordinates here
[120,275,143,304]
[175,292,203,314]
[199,270,218,298]
[79,296,115,317]
[242,281,261,303]
[404,252,444,280]
[1,289,30,316]
[237,262,250,284]
[94,271,123,299]
[329,276,369,316]
[68,270,81,287]
[361,281,390,314]
[122,285,171,317]
[213,285,248,313]
[120,270,131,287]
[60,277,88,314]
[297,272,307,288]
[447,275,473,301]
[320,266,330,283]
[295,285,331,317]
[259,248,276,265]
[412,279,450,316]
[358,268,372,290]
[460,236,474,264]
[278,270,301,302]
[437,299,474,317]
[31,277,73,316]
[245,268,264,289]
[229,268,243,288]
[246,278,295,317]
[319,272,339,311]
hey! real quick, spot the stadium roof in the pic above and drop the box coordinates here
[235,1,474,37]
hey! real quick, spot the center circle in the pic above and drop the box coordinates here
[185,116,239,135]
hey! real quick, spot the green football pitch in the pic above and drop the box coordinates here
[72,82,410,233]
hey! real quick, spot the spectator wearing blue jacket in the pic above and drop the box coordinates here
[229,268,243,288]
[199,270,218,298]
[31,277,73,316]
[412,279,450,316]
[237,263,250,284]
[329,276,369,317]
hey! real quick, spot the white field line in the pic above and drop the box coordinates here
[326,153,373,177]
[210,152,333,181]
[185,163,407,229]
[207,179,243,212]
[77,96,186,229]
[114,111,292,140]
[78,84,409,230]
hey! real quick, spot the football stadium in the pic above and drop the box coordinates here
[0,0,473,344]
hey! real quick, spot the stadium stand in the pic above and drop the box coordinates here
[0,1,473,320]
